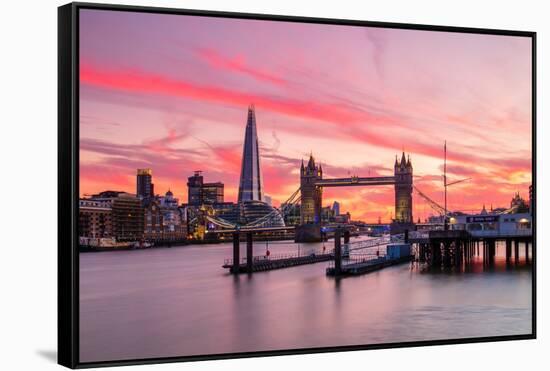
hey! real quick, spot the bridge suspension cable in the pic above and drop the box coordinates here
[243,187,301,228]
[202,186,302,230]
[205,215,239,229]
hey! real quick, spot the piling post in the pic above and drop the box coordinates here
[483,240,487,266]
[344,230,350,244]
[514,240,519,264]
[506,239,512,264]
[434,240,442,267]
[489,240,495,266]
[454,238,460,267]
[461,240,465,264]
[427,243,430,262]
[232,232,240,274]
[483,240,491,265]
[525,241,529,264]
[246,232,253,273]
[334,228,342,275]
[443,241,451,268]
[430,240,440,268]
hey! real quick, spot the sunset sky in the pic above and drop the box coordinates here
[79,9,532,222]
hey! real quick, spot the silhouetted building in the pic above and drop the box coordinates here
[281,203,300,226]
[143,196,187,242]
[202,182,224,204]
[89,192,144,241]
[332,201,340,216]
[187,171,224,206]
[510,191,529,213]
[79,199,112,238]
[90,190,126,198]
[159,189,179,208]
[335,212,351,224]
[238,104,263,202]
[143,198,163,240]
[321,206,335,223]
[136,168,153,200]
[187,171,204,206]
[480,204,488,215]
[212,202,241,225]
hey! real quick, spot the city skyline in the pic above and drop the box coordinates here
[79,9,532,222]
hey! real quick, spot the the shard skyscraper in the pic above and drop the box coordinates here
[238,104,263,203]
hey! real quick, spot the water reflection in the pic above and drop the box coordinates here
[79,237,532,362]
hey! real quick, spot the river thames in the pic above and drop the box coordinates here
[79,237,532,362]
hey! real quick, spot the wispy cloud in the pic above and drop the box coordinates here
[80,61,395,126]
[195,48,287,87]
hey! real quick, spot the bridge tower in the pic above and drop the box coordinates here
[393,152,413,227]
[300,154,323,224]
[295,154,323,242]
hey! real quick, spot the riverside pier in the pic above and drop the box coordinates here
[326,229,413,277]
[417,229,533,269]
[221,229,334,274]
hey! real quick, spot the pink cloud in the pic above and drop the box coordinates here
[196,48,287,86]
[80,62,391,126]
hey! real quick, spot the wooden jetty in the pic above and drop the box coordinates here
[223,253,333,273]
[223,231,335,274]
[326,254,413,276]
[327,228,414,277]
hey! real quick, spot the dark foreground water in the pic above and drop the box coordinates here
[80,238,532,362]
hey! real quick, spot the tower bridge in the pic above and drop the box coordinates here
[296,152,414,242]
[202,152,415,241]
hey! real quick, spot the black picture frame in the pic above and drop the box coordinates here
[58,2,537,368]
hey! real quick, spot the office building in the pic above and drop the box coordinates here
[136,168,153,200]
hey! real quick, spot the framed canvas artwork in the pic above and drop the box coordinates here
[58,2,536,368]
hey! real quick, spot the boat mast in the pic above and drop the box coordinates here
[444,140,448,229]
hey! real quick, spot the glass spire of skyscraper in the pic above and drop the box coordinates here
[238,104,263,203]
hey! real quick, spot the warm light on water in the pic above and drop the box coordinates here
[80,238,532,362]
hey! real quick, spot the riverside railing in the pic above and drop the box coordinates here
[327,252,387,268]
[223,248,334,266]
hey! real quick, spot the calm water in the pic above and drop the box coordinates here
[80,237,532,362]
